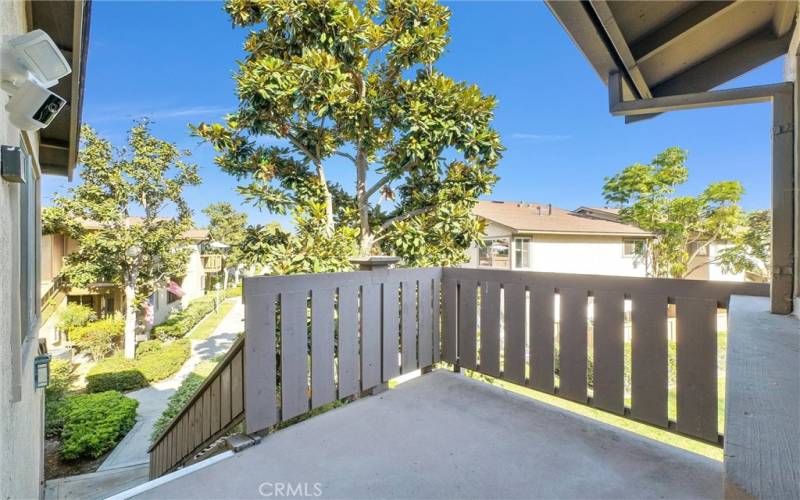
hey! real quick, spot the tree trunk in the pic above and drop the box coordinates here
[223,268,229,290]
[123,281,137,359]
[356,153,372,256]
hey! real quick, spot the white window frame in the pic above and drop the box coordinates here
[623,239,645,258]
[478,237,510,269]
[513,237,531,269]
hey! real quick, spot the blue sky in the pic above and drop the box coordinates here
[42,1,783,228]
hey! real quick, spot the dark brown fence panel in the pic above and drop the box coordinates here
[631,293,668,428]
[675,296,718,441]
[149,336,246,479]
[311,288,336,409]
[458,280,478,370]
[479,281,501,378]
[592,290,625,415]
[530,285,555,393]
[503,283,526,384]
[558,288,588,403]
[382,280,401,381]
[338,285,360,398]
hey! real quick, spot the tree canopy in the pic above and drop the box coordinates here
[202,202,248,266]
[603,146,755,279]
[194,0,503,271]
[44,122,200,357]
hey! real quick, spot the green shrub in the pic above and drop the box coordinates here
[86,357,147,393]
[136,339,164,358]
[58,303,96,337]
[71,317,124,360]
[136,340,191,382]
[150,372,205,441]
[152,296,215,340]
[45,359,76,437]
[60,391,138,460]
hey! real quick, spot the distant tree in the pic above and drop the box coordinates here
[194,0,502,271]
[44,123,200,358]
[603,147,747,278]
[202,202,248,287]
[717,209,771,282]
[56,303,96,338]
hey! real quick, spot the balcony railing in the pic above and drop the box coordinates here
[148,266,767,479]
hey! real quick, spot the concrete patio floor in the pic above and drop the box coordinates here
[132,370,722,499]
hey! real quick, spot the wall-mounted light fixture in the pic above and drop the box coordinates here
[34,354,51,389]
[1,145,28,183]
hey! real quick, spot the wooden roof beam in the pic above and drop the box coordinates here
[588,0,652,99]
[630,1,737,64]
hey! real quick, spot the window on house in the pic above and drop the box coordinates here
[18,144,39,344]
[478,237,509,268]
[623,239,645,257]
[513,238,530,269]
[688,240,709,256]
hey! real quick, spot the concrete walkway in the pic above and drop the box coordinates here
[45,464,150,500]
[98,298,245,472]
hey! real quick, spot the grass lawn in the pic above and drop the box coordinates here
[186,300,235,340]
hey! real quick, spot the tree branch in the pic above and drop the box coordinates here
[376,205,436,234]
[334,151,357,164]
[362,174,392,202]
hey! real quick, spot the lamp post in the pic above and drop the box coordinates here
[214,282,222,313]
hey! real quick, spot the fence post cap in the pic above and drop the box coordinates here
[349,255,402,271]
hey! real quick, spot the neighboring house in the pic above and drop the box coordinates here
[0,2,90,499]
[39,221,210,348]
[468,201,746,282]
[467,201,651,277]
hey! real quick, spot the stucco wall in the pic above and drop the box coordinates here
[1,2,46,499]
[181,244,205,304]
[529,233,647,277]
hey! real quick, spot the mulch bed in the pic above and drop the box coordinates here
[45,437,111,480]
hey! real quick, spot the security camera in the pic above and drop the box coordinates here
[1,29,71,131]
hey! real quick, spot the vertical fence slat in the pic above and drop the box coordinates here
[676,296,718,441]
[382,280,401,381]
[244,292,277,433]
[220,364,231,426]
[311,288,336,408]
[338,285,359,398]
[479,281,501,377]
[362,283,382,390]
[530,285,555,393]
[231,350,244,417]
[503,283,526,384]
[631,293,668,427]
[432,278,441,363]
[281,291,309,419]
[202,390,211,441]
[559,288,588,402]
[458,280,478,370]
[418,279,433,368]
[443,279,458,364]
[401,281,418,372]
[592,290,625,415]
[210,377,221,434]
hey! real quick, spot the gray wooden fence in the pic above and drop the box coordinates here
[243,267,442,433]
[149,266,770,479]
[442,268,769,443]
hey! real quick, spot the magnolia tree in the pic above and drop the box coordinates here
[603,147,754,279]
[44,123,200,358]
[194,0,502,271]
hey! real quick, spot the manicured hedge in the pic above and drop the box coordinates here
[86,357,147,393]
[136,339,164,357]
[59,391,138,460]
[86,340,192,393]
[150,371,205,441]
[136,339,191,382]
[151,296,215,340]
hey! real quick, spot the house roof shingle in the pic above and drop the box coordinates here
[474,200,650,236]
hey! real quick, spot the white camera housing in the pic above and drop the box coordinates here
[1,30,71,131]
